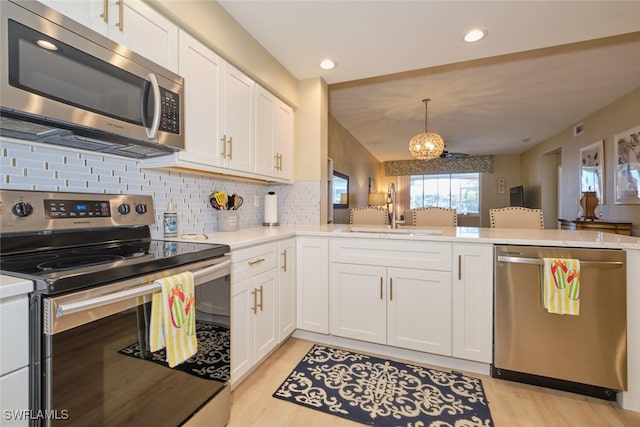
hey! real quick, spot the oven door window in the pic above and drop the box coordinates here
[46,277,230,426]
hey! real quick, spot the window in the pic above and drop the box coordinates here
[410,173,480,214]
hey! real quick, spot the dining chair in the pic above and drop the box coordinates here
[412,207,458,227]
[349,207,389,225]
[489,207,544,229]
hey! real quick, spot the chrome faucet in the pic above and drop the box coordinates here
[388,182,396,228]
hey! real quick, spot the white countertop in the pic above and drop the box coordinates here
[0,274,33,299]
[173,224,640,250]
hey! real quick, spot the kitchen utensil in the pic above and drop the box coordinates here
[213,191,228,209]
[209,193,221,210]
[227,194,235,210]
[233,196,244,210]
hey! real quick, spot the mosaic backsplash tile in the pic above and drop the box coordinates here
[1,138,321,237]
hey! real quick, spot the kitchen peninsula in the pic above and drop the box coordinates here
[176,224,640,412]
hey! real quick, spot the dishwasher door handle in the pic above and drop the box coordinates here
[497,255,624,267]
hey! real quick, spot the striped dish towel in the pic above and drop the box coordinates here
[149,272,197,367]
[542,258,581,315]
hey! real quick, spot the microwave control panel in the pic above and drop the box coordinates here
[159,89,180,135]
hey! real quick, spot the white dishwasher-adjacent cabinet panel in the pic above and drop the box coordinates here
[452,244,493,363]
[296,238,329,334]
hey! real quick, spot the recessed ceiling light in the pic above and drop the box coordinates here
[464,29,487,43]
[36,39,59,51]
[319,59,336,70]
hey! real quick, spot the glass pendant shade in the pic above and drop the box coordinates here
[409,99,445,160]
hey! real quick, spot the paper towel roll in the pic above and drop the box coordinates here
[264,192,279,226]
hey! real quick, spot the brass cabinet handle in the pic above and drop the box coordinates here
[220,134,227,158]
[458,255,462,280]
[100,0,108,22]
[277,154,283,171]
[251,288,257,314]
[258,285,264,311]
[380,277,383,299]
[228,136,233,159]
[281,250,287,272]
[115,0,124,31]
[274,154,279,170]
[248,257,265,266]
[390,278,393,301]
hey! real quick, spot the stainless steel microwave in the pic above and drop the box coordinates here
[0,0,184,158]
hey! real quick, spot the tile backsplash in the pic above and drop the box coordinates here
[1,138,321,237]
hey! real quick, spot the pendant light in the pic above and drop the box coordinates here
[409,98,445,160]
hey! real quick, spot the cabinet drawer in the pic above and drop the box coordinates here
[331,238,452,271]
[231,242,278,282]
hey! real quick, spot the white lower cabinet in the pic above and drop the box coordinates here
[296,237,329,334]
[330,262,451,355]
[278,239,296,340]
[230,239,295,386]
[452,243,493,363]
[0,294,29,427]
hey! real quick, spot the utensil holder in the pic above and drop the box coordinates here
[217,210,238,232]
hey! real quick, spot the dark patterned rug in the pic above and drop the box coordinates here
[273,344,494,427]
[119,322,230,382]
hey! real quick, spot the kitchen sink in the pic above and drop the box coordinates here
[349,226,443,236]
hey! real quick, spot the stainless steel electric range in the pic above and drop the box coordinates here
[0,189,231,427]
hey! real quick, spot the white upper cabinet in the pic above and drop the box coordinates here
[39,0,179,72]
[177,31,222,166]
[221,62,255,173]
[255,86,294,182]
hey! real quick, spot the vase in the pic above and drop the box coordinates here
[580,191,599,220]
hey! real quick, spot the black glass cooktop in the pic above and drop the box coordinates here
[0,235,229,295]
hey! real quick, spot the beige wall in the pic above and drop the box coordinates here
[150,0,298,107]
[480,154,524,227]
[522,86,640,233]
[328,115,385,223]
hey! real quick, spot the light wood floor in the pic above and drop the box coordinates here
[228,338,640,427]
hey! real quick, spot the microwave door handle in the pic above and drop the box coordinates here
[142,73,162,139]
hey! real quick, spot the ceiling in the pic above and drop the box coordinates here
[218,1,640,161]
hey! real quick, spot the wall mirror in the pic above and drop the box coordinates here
[579,140,604,203]
[332,171,349,208]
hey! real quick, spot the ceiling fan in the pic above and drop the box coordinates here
[439,147,469,159]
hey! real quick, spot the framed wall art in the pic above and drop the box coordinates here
[579,140,604,204]
[614,125,640,204]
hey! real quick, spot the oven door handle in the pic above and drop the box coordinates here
[56,260,231,318]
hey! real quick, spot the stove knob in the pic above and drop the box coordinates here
[135,204,148,214]
[117,204,131,215]
[12,201,33,218]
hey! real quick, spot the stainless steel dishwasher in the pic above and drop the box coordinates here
[493,245,626,399]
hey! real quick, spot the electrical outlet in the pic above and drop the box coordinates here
[254,195,260,207]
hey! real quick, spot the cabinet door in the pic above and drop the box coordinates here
[278,239,296,341]
[274,100,293,181]
[387,268,452,355]
[255,86,276,177]
[108,0,179,72]
[330,264,387,344]
[0,367,29,427]
[38,0,101,29]
[178,31,223,167]
[252,269,278,362]
[452,244,493,363]
[296,238,329,333]
[222,62,254,172]
[230,278,251,385]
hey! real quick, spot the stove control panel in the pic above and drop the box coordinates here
[0,190,155,233]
